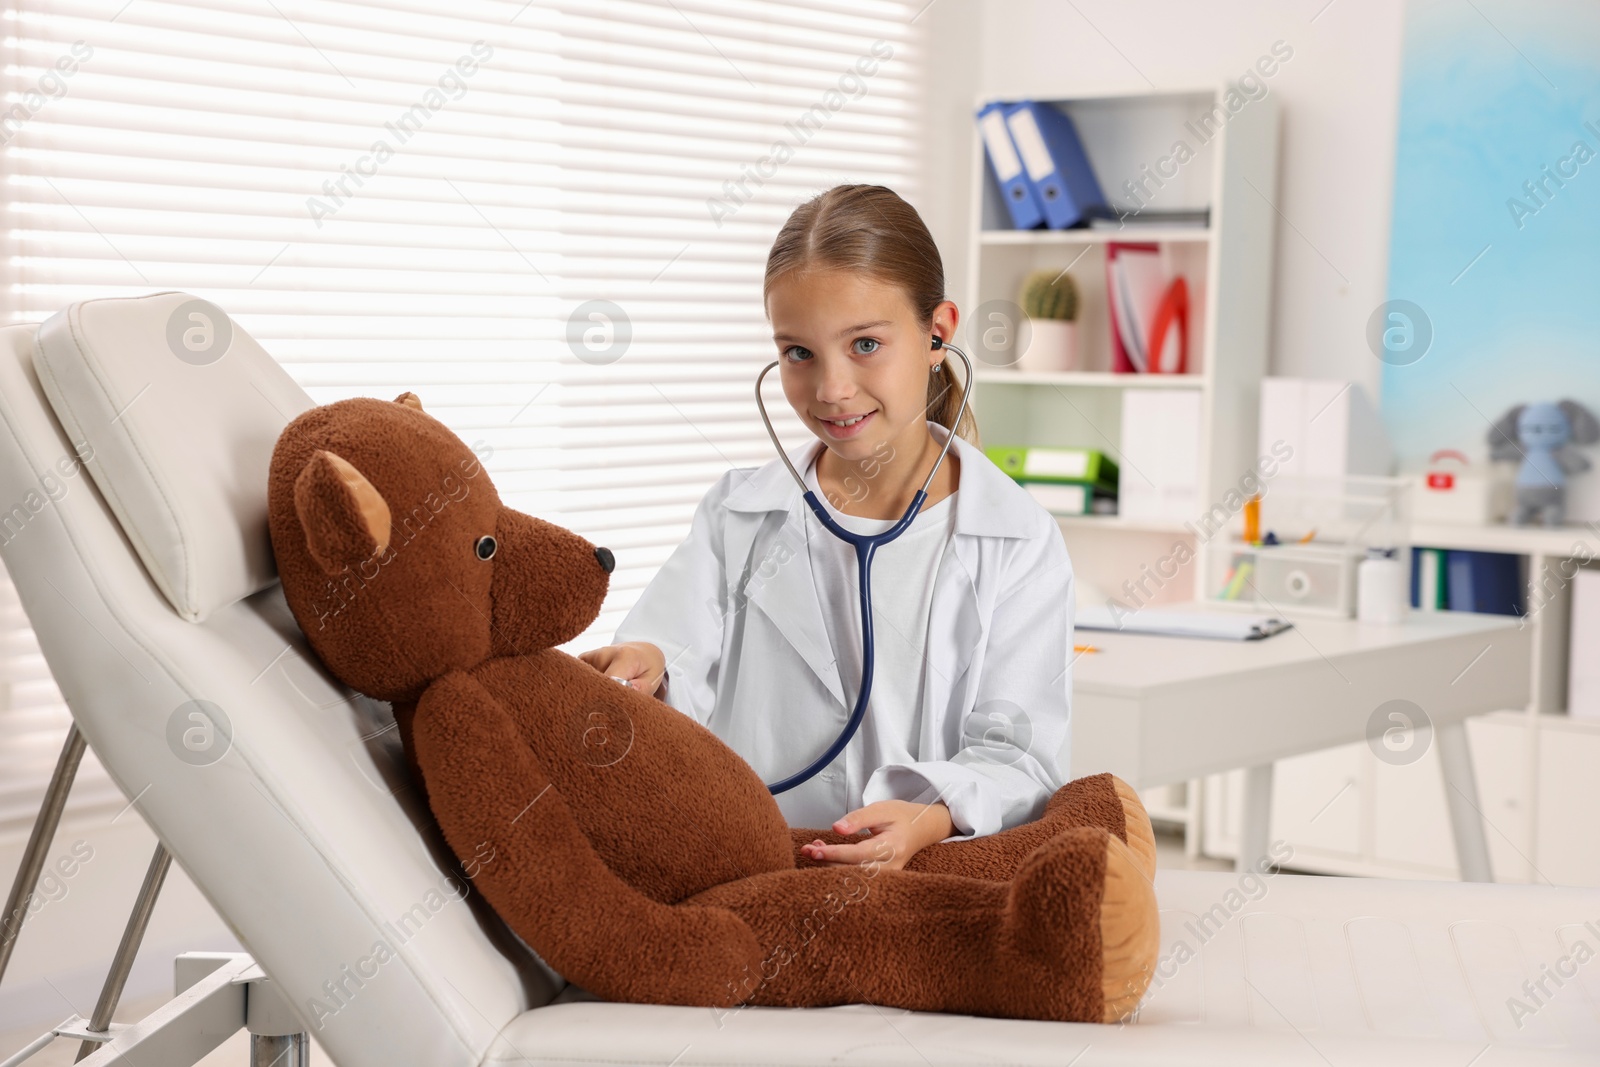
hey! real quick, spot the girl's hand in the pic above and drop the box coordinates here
[800,800,955,870]
[577,642,668,699]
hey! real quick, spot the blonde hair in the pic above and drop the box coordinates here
[763,184,979,447]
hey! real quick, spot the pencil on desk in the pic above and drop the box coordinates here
[1073,643,1100,653]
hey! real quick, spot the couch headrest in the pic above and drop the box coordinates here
[33,292,315,622]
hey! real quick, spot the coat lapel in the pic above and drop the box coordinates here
[720,422,1040,717]
[719,441,848,709]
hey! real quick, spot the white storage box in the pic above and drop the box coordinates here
[1209,541,1363,618]
[1571,568,1600,721]
[1411,449,1512,524]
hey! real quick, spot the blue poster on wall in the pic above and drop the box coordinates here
[1382,0,1600,524]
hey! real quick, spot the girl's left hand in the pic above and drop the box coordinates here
[800,800,954,870]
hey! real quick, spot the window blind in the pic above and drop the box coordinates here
[0,0,924,833]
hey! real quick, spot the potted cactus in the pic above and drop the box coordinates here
[1017,268,1079,372]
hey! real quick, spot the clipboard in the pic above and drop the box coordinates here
[1075,605,1293,641]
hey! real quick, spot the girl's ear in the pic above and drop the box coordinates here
[293,450,392,575]
[929,299,960,351]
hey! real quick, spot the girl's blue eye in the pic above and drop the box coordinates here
[783,345,812,363]
[853,337,880,355]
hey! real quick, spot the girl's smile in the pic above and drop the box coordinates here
[819,410,876,438]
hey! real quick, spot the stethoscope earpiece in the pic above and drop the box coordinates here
[931,335,943,349]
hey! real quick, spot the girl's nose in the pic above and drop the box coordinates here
[815,358,856,401]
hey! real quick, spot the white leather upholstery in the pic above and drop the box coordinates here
[0,304,1595,1066]
[524,869,1600,1063]
[32,293,314,621]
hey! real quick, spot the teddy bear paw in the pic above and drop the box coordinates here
[1006,826,1159,1023]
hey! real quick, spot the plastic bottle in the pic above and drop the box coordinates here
[1357,546,1406,625]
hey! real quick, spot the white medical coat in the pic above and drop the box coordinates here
[611,420,1075,841]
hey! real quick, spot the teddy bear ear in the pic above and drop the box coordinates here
[394,391,423,411]
[293,450,392,576]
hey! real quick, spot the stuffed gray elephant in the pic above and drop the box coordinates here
[1487,399,1600,526]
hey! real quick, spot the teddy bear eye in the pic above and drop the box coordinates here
[475,535,497,561]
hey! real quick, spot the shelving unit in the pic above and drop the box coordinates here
[963,84,1279,610]
[962,85,1280,839]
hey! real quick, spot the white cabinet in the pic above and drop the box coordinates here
[1369,735,1456,873]
[1270,743,1362,858]
[1468,713,1534,882]
[1534,717,1600,887]
[1201,712,1592,884]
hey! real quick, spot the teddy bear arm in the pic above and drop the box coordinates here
[412,670,764,1006]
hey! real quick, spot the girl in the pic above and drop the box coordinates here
[581,184,1075,871]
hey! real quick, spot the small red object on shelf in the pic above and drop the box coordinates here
[1147,275,1189,374]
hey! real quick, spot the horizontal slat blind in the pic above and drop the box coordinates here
[0,0,923,832]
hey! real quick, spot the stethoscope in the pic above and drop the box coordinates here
[753,336,974,795]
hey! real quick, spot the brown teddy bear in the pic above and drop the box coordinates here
[267,392,1159,1023]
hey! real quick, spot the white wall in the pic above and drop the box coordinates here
[918,0,1407,404]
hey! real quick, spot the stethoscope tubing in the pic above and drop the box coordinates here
[753,338,975,794]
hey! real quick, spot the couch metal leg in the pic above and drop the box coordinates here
[0,724,87,987]
[74,844,172,1061]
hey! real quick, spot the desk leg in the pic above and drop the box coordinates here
[1238,763,1273,872]
[1437,720,1493,883]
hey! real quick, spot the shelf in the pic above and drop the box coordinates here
[975,369,1204,388]
[1536,712,1600,735]
[1412,521,1600,558]
[1483,707,1600,733]
[1053,513,1196,535]
[980,227,1212,246]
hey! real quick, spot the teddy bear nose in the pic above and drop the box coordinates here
[594,546,615,574]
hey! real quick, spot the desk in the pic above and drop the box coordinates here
[1068,605,1532,880]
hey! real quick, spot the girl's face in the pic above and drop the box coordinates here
[767,268,953,463]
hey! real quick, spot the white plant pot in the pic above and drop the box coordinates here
[1016,319,1079,373]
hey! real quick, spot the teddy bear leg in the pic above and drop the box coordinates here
[413,671,763,1007]
[690,825,1157,1022]
[1006,826,1160,1022]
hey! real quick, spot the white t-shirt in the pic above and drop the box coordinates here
[801,451,958,808]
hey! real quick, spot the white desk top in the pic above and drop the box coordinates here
[1067,604,1531,785]
[1073,604,1523,699]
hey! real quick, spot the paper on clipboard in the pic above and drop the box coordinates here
[1075,605,1293,641]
